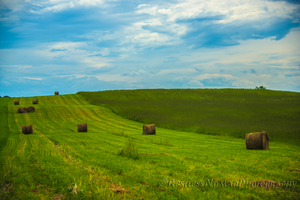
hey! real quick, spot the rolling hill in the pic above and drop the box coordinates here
[78,88,300,145]
[0,92,299,199]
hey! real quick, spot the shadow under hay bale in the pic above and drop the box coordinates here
[17,107,27,113]
[27,106,35,113]
[245,131,269,150]
[22,125,33,134]
[78,123,87,132]
[14,101,19,105]
[143,124,156,135]
[55,91,59,95]
[32,100,38,104]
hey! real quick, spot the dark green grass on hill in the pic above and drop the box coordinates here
[78,89,300,145]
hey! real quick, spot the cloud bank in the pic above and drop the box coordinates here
[0,0,299,96]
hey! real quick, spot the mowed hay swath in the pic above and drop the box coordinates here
[55,91,59,95]
[245,131,269,150]
[32,100,38,104]
[143,124,156,135]
[78,123,87,132]
[17,107,27,113]
[22,125,33,134]
[14,101,19,105]
[26,106,35,113]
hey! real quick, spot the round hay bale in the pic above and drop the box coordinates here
[77,123,87,132]
[14,101,19,105]
[27,106,35,113]
[17,107,27,113]
[143,124,156,135]
[26,106,35,112]
[22,125,33,134]
[32,100,38,104]
[245,131,269,150]
[55,91,59,95]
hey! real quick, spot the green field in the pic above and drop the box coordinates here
[0,92,299,199]
[78,88,300,145]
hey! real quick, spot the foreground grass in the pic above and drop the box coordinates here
[78,88,300,146]
[0,94,299,199]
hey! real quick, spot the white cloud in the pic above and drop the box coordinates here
[18,65,32,69]
[232,79,254,87]
[0,0,24,12]
[251,33,264,37]
[83,58,108,68]
[1,80,11,86]
[137,4,150,9]
[122,22,178,48]
[269,66,299,70]
[94,74,132,82]
[195,73,237,81]
[1,65,24,68]
[25,0,107,13]
[31,2,43,7]
[137,0,299,24]
[128,0,299,53]
[124,69,148,77]
[35,42,111,68]
[157,68,197,75]
[188,80,204,87]
[135,6,189,38]
[131,0,300,51]
[43,2,74,12]
[23,77,42,80]
[289,82,296,86]
[49,41,84,50]
[55,74,86,79]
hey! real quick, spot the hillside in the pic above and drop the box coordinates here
[78,88,300,145]
[0,94,299,199]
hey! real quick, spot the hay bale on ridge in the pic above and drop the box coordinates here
[78,123,87,132]
[32,100,38,104]
[22,125,33,134]
[245,131,269,150]
[27,106,35,113]
[17,107,27,113]
[55,91,59,95]
[143,124,156,135]
[14,101,19,105]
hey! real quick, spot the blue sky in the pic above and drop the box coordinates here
[0,0,300,97]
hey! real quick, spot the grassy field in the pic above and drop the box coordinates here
[0,93,299,199]
[78,88,300,146]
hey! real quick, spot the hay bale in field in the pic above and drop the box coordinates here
[26,106,35,113]
[77,123,87,132]
[55,91,59,95]
[32,100,38,104]
[22,125,33,134]
[143,124,156,135]
[245,131,269,150]
[17,107,27,113]
[14,101,19,105]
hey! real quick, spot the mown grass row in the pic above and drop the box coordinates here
[78,88,300,145]
[0,94,299,199]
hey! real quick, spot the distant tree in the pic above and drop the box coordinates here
[255,86,266,90]
[3,95,10,97]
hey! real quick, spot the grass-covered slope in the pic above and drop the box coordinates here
[0,94,299,199]
[0,97,10,153]
[78,89,300,145]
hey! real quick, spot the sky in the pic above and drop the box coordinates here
[0,0,300,97]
